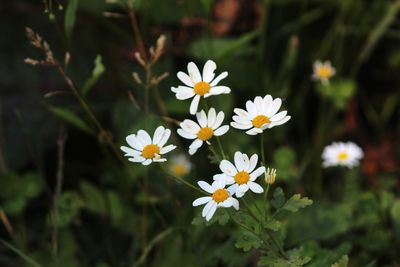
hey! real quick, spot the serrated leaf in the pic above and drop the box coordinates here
[235,232,261,252]
[264,218,282,231]
[65,0,79,39]
[47,105,94,135]
[282,194,313,212]
[81,55,105,96]
[331,255,349,267]
[271,187,286,209]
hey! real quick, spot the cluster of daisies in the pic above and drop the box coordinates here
[120,59,363,221]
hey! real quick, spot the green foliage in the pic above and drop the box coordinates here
[81,55,105,96]
[46,105,94,135]
[315,79,356,110]
[65,0,79,39]
[0,172,43,215]
[272,147,298,181]
[331,255,349,267]
[50,191,84,227]
[282,194,313,212]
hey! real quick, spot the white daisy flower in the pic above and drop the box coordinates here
[120,126,176,165]
[171,60,231,115]
[215,151,266,198]
[169,154,192,176]
[192,178,239,221]
[177,108,229,155]
[312,60,336,84]
[231,95,291,135]
[322,141,363,168]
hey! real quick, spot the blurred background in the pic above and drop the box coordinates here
[1,0,400,266]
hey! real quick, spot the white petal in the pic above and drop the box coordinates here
[248,182,264,193]
[205,202,217,221]
[202,201,214,217]
[213,178,226,189]
[177,72,194,87]
[202,60,216,83]
[270,111,287,122]
[212,111,224,129]
[250,166,266,181]
[214,125,229,136]
[246,127,262,135]
[213,173,226,181]
[234,152,245,171]
[246,100,257,116]
[266,98,282,117]
[188,62,202,83]
[230,198,239,210]
[238,184,249,194]
[181,119,200,134]
[173,86,195,100]
[233,108,250,118]
[177,129,196,139]
[189,139,203,150]
[207,108,216,127]
[219,198,234,208]
[189,146,199,155]
[209,86,230,96]
[249,154,258,173]
[227,184,238,195]
[196,110,207,127]
[198,181,214,193]
[220,160,237,176]
[152,126,165,144]
[231,121,252,130]
[128,156,145,163]
[233,115,251,125]
[142,159,152,165]
[120,146,140,156]
[193,196,212,207]
[160,144,176,154]
[158,128,171,147]
[190,95,201,115]
[137,130,152,144]
[153,158,167,162]
[210,71,228,87]
[126,134,144,150]
[242,153,250,171]
[269,116,291,127]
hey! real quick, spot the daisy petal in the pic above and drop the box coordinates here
[188,62,202,83]
[207,108,216,127]
[190,95,201,115]
[210,71,228,87]
[220,160,237,176]
[160,144,176,154]
[138,130,152,144]
[193,196,212,206]
[158,129,171,147]
[196,110,207,128]
[177,71,194,87]
[198,181,214,193]
[202,60,216,83]
[126,134,144,150]
[214,125,229,136]
[152,126,165,144]
[177,129,196,139]
[250,166,266,181]
[205,202,217,221]
[248,182,264,193]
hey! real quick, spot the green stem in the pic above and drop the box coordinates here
[208,142,221,162]
[260,134,266,165]
[161,167,206,195]
[263,184,270,220]
[216,136,226,159]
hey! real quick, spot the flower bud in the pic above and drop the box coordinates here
[265,168,276,185]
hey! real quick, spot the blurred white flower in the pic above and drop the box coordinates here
[171,60,230,115]
[312,60,336,84]
[120,126,176,165]
[322,141,363,168]
[169,154,192,176]
[231,95,291,135]
[215,151,265,198]
[192,178,239,221]
[177,108,229,155]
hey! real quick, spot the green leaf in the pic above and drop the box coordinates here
[80,182,106,214]
[50,191,83,227]
[47,105,94,135]
[65,0,79,39]
[331,255,349,267]
[191,209,230,226]
[271,187,286,209]
[264,218,282,231]
[282,194,313,212]
[81,55,105,96]
[235,232,262,252]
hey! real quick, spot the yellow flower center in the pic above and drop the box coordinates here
[193,81,211,96]
[337,152,348,161]
[173,164,187,176]
[197,127,214,141]
[234,171,250,185]
[212,188,229,203]
[252,115,270,128]
[317,66,332,79]
[141,144,160,159]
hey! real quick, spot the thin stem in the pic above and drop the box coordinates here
[215,136,226,160]
[248,193,263,217]
[161,167,206,195]
[127,1,147,62]
[208,142,221,162]
[263,184,270,220]
[51,128,67,255]
[260,134,266,165]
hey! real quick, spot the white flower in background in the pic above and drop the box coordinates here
[312,60,336,84]
[120,126,176,165]
[177,108,229,155]
[265,168,276,185]
[171,60,231,115]
[231,95,291,135]
[322,141,363,168]
[216,151,265,198]
[169,154,192,176]
[192,178,239,221]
